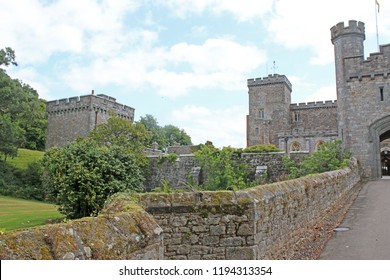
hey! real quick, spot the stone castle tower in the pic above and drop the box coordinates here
[331,20,390,179]
[247,20,390,179]
[46,93,135,149]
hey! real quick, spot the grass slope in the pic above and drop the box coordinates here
[7,148,45,169]
[0,195,63,232]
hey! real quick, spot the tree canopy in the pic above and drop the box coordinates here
[139,114,192,149]
[0,47,47,158]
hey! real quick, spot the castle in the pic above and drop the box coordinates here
[247,20,390,179]
[45,20,390,180]
[46,93,134,149]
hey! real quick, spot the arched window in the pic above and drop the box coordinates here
[315,141,325,151]
[258,109,264,119]
[293,112,301,122]
[290,142,302,152]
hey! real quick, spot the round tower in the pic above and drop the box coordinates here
[330,20,365,148]
[331,20,365,89]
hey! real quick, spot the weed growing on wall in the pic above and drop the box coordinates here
[283,140,351,179]
[193,145,255,191]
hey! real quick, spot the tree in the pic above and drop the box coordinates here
[0,47,17,67]
[89,116,151,155]
[42,138,145,219]
[139,114,193,149]
[0,114,24,160]
[163,124,192,147]
[139,114,168,148]
[194,145,252,191]
[0,51,47,151]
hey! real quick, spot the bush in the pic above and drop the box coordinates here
[243,144,281,153]
[194,145,254,191]
[0,160,45,201]
[283,140,351,179]
[42,138,145,219]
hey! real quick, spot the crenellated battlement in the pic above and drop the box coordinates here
[46,94,135,149]
[331,20,365,42]
[247,74,292,91]
[345,43,390,81]
[290,100,337,110]
[46,94,135,117]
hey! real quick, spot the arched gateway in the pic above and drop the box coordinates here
[370,116,390,178]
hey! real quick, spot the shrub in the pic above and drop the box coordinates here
[194,145,254,191]
[243,144,281,153]
[283,140,351,179]
[42,138,145,219]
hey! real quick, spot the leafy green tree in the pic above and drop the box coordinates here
[0,49,47,151]
[194,145,252,191]
[283,140,351,179]
[0,47,17,67]
[89,116,151,165]
[139,114,192,149]
[139,114,168,148]
[163,124,192,147]
[42,138,145,219]
[0,114,24,160]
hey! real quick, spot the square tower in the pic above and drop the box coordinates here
[247,74,292,147]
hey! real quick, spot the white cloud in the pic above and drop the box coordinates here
[0,0,140,64]
[172,105,247,148]
[62,38,267,98]
[302,85,337,103]
[265,0,390,65]
[158,0,273,21]
[7,67,53,100]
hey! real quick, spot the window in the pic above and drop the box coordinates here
[315,140,325,151]
[380,87,384,101]
[258,109,264,119]
[290,142,302,152]
[255,128,259,135]
[293,112,301,122]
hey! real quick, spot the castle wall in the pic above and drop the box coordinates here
[290,101,338,132]
[145,152,289,191]
[0,160,362,260]
[46,94,135,149]
[140,158,361,260]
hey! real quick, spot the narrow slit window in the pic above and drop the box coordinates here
[380,87,384,101]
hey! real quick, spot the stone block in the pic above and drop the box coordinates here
[226,246,257,260]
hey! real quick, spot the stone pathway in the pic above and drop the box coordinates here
[319,178,390,259]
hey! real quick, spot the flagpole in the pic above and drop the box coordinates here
[375,0,380,51]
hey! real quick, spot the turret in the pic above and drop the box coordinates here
[331,20,365,148]
[331,20,365,92]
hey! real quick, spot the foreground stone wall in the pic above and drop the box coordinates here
[0,204,163,260]
[138,158,361,260]
[0,160,361,260]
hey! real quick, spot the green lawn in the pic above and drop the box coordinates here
[0,195,63,232]
[7,148,45,169]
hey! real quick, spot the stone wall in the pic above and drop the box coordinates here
[138,158,361,260]
[0,203,163,260]
[0,160,361,260]
[145,152,290,191]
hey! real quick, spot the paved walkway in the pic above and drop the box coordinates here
[319,178,390,259]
